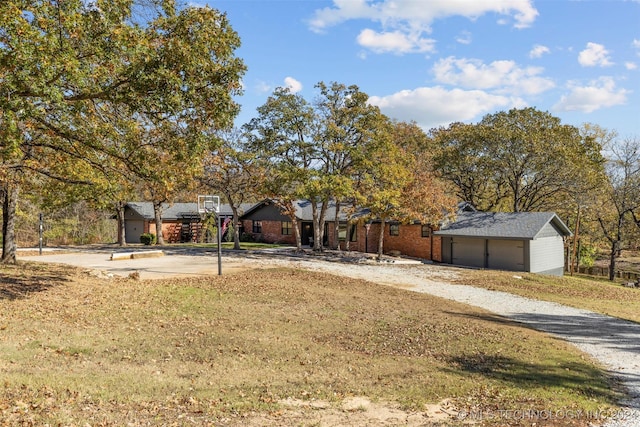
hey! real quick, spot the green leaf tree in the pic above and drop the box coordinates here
[431,108,605,214]
[244,87,316,250]
[359,119,455,260]
[246,82,384,252]
[0,0,245,261]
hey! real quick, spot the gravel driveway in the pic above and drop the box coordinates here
[21,247,640,426]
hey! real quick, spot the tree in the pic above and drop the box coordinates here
[246,82,384,252]
[596,137,640,280]
[430,122,506,211]
[563,124,614,274]
[313,82,381,250]
[200,128,262,249]
[244,87,315,250]
[0,0,245,261]
[431,108,605,214]
[359,120,455,260]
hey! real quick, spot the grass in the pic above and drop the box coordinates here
[455,268,640,323]
[0,261,625,425]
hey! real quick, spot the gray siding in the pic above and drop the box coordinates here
[529,235,565,275]
[536,222,564,239]
[244,204,290,221]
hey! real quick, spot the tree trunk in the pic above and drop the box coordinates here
[377,218,386,261]
[609,241,618,281]
[2,181,19,264]
[333,203,341,250]
[291,215,302,251]
[153,201,165,245]
[231,206,241,250]
[345,220,351,252]
[311,200,322,252]
[115,201,127,247]
[570,207,581,275]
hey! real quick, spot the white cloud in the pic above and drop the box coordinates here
[432,57,555,95]
[255,81,272,94]
[284,77,303,93]
[456,31,472,45]
[553,77,629,113]
[309,0,538,54]
[529,44,550,58]
[634,39,640,56]
[626,62,638,70]
[578,42,613,67]
[368,86,526,130]
[357,29,435,54]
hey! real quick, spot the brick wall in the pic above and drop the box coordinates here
[326,222,441,261]
[242,218,443,261]
[242,219,296,244]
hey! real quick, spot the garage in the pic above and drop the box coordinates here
[448,237,525,271]
[436,211,571,276]
[487,239,524,271]
[451,237,485,268]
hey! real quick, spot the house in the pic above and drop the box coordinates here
[121,202,252,244]
[240,199,442,261]
[120,199,570,276]
[435,211,572,276]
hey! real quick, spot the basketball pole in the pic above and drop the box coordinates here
[217,213,222,275]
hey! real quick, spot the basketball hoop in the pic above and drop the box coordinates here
[198,195,220,214]
[197,195,222,276]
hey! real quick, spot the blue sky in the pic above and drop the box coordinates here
[204,0,640,138]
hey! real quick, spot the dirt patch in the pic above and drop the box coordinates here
[235,397,456,426]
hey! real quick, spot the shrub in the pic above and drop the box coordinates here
[140,233,156,245]
[579,244,597,268]
[240,232,255,242]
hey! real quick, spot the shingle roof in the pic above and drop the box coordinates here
[126,202,254,219]
[434,211,572,239]
[240,199,370,222]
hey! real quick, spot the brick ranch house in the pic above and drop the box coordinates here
[121,200,571,275]
[240,199,442,261]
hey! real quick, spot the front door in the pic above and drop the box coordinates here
[301,222,313,246]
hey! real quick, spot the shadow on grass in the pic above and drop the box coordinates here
[445,352,623,403]
[0,264,70,300]
[444,311,632,405]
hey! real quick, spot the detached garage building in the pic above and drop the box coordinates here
[435,212,572,276]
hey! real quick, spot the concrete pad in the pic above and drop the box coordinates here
[18,251,244,280]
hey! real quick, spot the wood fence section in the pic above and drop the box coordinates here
[576,266,640,281]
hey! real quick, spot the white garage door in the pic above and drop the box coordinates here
[487,239,525,271]
[451,238,485,268]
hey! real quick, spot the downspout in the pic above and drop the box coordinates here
[429,226,433,261]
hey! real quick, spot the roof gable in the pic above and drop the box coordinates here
[434,211,572,240]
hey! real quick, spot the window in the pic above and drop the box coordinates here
[421,225,431,238]
[252,220,262,233]
[281,221,292,235]
[389,223,400,236]
[338,223,347,241]
[348,224,357,242]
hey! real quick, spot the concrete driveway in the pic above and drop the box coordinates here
[18,246,251,279]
